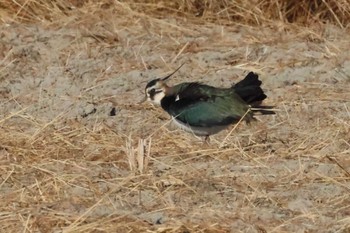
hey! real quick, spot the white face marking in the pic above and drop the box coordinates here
[150,90,165,105]
[146,87,165,105]
[175,95,180,101]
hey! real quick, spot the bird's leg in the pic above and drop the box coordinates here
[203,135,210,145]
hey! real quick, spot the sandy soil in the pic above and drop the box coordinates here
[0,13,350,232]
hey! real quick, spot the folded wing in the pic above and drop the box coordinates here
[165,84,251,127]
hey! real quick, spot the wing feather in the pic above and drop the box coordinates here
[162,82,252,127]
[168,93,250,127]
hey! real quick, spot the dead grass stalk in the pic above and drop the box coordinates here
[1,0,349,27]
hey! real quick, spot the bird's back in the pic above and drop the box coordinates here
[161,82,252,128]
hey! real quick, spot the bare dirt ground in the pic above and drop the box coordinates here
[0,2,350,232]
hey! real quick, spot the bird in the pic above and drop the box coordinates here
[144,64,275,140]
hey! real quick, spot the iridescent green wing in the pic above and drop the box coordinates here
[168,92,250,127]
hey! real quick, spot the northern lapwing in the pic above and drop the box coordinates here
[144,64,275,140]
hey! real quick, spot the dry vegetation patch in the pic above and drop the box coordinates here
[2,0,350,27]
[1,0,350,232]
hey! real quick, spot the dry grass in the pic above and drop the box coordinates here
[0,0,350,232]
[1,0,350,27]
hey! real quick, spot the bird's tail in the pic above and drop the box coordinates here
[232,72,267,106]
[233,72,275,115]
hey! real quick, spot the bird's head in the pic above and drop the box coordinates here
[145,78,167,105]
[144,63,184,105]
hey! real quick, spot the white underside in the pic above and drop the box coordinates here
[172,117,228,136]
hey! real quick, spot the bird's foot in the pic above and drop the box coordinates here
[203,135,210,145]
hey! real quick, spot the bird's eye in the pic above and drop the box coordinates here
[148,89,156,96]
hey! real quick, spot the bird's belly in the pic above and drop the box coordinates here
[172,118,228,136]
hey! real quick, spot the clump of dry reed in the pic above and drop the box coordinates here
[2,0,350,27]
